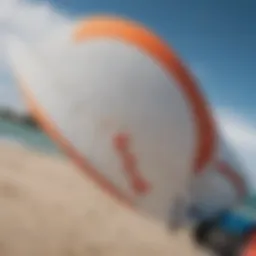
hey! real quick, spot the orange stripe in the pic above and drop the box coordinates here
[215,160,247,198]
[113,133,151,195]
[19,82,133,206]
[73,16,216,173]
[243,235,256,256]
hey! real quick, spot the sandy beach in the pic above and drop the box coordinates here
[0,143,207,256]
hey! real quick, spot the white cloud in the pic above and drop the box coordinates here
[0,0,71,111]
[216,109,256,189]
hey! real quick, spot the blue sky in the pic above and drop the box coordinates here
[37,0,256,116]
[1,0,255,115]
[0,0,256,186]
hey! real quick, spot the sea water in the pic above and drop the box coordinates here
[0,119,60,155]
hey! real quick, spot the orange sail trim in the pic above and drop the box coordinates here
[215,160,247,198]
[73,16,217,173]
[113,133,151,195]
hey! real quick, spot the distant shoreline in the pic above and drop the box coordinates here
[0,107,39,130]
[0,108,61,155]
[0,137,62,157]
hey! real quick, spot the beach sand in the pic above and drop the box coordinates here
[0,143,207,256]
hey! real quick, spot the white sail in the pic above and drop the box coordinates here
[7,16,217,227]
